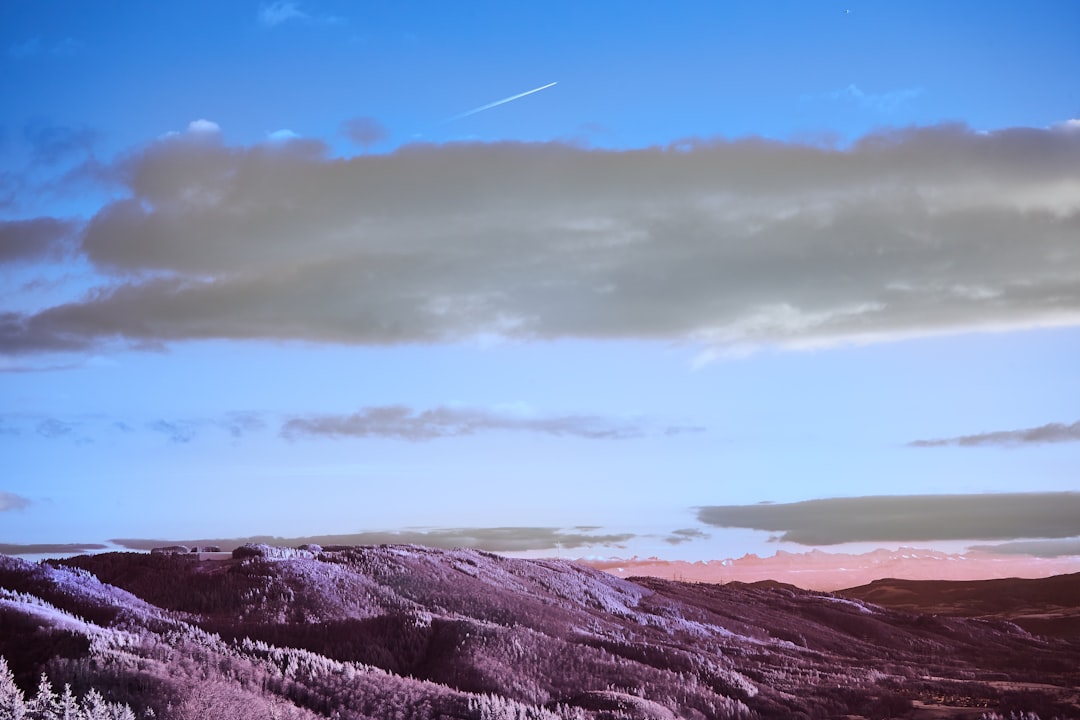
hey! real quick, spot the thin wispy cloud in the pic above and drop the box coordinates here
[223,412,267,438]
[813,83,924,113]
[2,122,1080,359]
[0,491,31,512]
[2,409,651,444]
[663,528,711,545]
[257,2,343,28]
[697,493,1080,545]
[0,360,84,373]
[146,419,199,444]
[8,36,80,59]
[111,527,636,553]
[36,418,77,439]
[281,405,646,441]
[0,412,267,444]
[22,121,99,165]
[258,2,308,26]
[910,420,1080,447]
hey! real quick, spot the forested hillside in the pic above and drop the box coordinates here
[2,545,1078,719]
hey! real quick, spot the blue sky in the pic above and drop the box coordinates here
[2,1,1079,563]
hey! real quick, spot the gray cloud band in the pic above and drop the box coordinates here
[3,122,1080,356]
[281,405,642,441]
[910,420,1080,447]
[0,218,77,264]
[111,527,636,553]
[0,408,646,443]
[968,538,1080,558]
[696,492,1080,545]
[0,491,31,512]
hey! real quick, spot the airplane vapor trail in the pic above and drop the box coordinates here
[445,82,558,122]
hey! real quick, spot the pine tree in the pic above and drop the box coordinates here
[78,689,108,720]
[109,705,136,720]
[55,687,77,720]
[0,655,27,720]
[26,675,60,720]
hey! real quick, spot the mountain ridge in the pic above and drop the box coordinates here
[2,544,1078,719]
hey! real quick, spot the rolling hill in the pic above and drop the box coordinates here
[1,544,1078,719]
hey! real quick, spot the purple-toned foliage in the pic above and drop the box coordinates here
[0,547,1074,719]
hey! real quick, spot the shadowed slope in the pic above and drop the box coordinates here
[838,572,1080,639]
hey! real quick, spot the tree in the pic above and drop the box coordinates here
[0,655,27,720]
[55,687,77,720]
[26,674,60,720]
[77,689,108,720]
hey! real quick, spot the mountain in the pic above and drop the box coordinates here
[581,547,1080,592]
[838,572,1080,640]
[1,544,1078,719]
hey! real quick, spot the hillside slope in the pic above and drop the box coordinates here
[0,546,1077,719]
[838,572,1080,639]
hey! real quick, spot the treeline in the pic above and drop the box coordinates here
[0,655,138,720]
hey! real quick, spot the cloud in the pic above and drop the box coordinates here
[111,527,636,553]
[258,2,308,26]
[663,425,707,436]
[36,418,76,439]
[0,491,31,512]
[22,121,99,165]
[969,538,1080,558]
[1,412,270,443]
[696,492,1080,545]
[823,84,924,113]
[663,528,711,545]
[910,420,1080,447]
[4,123,1080,357]
[8,36,80,59]
[222,412,266,438]
[281,405,644,441]
[0,218,77,264]
[257,2,341,27]
[146,419,198,443]
[340,117,388,149]
[0,360,85,373]
[267,129,301,143]
[0,542,108,556]
[186,118,221,135]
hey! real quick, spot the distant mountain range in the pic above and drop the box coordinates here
[2,544,1078,719]
[582,546,1080,591]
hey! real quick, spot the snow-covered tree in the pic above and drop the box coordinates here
[0,655,27,720]
[77,689,108,720]
[26,674,60,720]
[55,687,77,720]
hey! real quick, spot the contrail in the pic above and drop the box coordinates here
[444,82,558,123]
